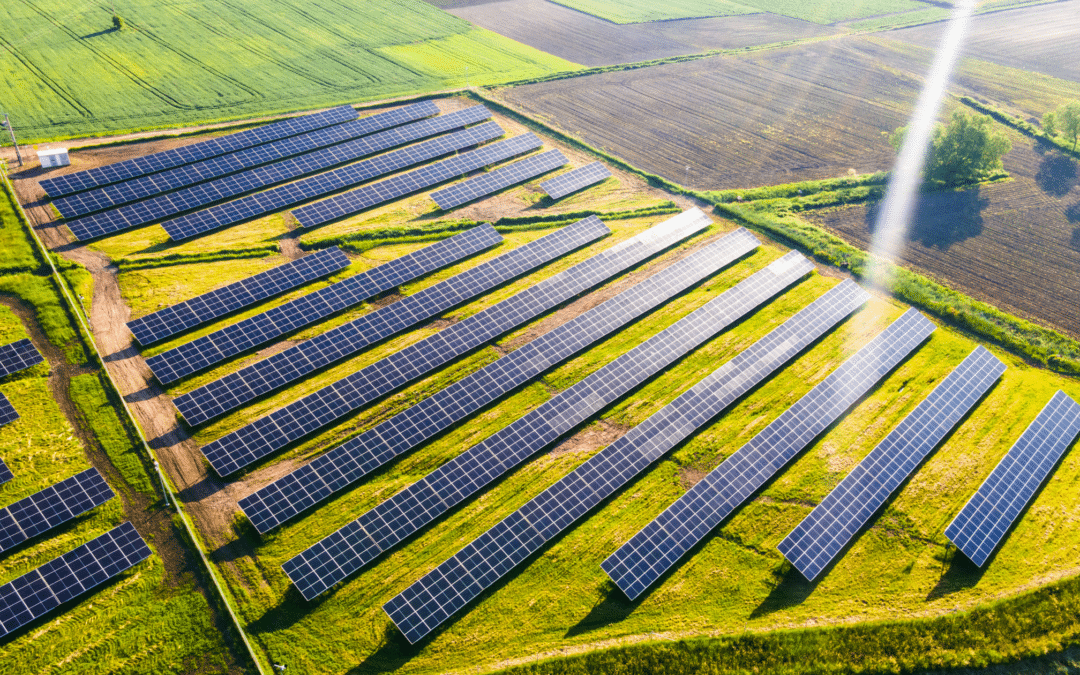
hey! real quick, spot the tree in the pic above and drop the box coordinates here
[1058,102,1080,151]
[1042,111,1058,138]
[892,111,1011,187]
[112,14,124,30]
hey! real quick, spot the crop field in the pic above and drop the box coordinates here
[500,38,930,190]
[0,194,246,673]
[807,123,1080,340]
[546,0,927,24]
[0,0,579,141]
[431,0,836,67]
[6,92,1080,675]
[890,0,1080,84]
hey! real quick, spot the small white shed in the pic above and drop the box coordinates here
[37,148,70,168]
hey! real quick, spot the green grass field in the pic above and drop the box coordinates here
[0,0,580,141]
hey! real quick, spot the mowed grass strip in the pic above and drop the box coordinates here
[0,0,580,141]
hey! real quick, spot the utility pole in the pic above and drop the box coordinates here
[1,114,23,167]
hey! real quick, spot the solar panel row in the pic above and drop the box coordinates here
[174,216,605,428]
[430,150,568,210]
[282,249,815,601]
[778,345,1007,580]
[40,105,358,198]
[0,458,10,486]
[162,117,503,242]
[384,279,869,643]
[540,162,613,200]
[0,521,152,638]
[602,308,936,600]
[0,393,19,428]
[198,210,706,477]
[946,390,1080,567]
[291,133,544,228]
[0,468,114,553]
[239,226,761,534]
[0,339,44,378]
[66,106,494,241]
[128,248,350,347]
[53,102,440,218]
[148,226,501,384]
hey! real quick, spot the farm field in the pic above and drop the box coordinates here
[499,38,928,190]
[429,0,837,67]
[0,0,579,142]
[6,91,1080,675]
[0,187,248,673]
[545,0,927,24]
[890,0,1080,84]
[807,123,1080,340]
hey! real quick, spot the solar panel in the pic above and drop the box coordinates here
[65,106,494,241]
[382,280,869,643]
[197,210,709,476]
[161,116,502,242]
[0,339,44,378]
[540,162,613,200]
[946,390,1080,567]
[0,393,18,429]
[173,216,605,428]
[0,468,114,553]
[0,521,151,638]
[292,133,543,228]
[40,106,359,198]
[282,249,815,601]
[148,226,501,384]
[778,345,1007,580]
[0,458,10,486]
[53,102,440,218]
[602,308,936,600]
[239,227,762,534]
[431,150,568,210]
[128,248,350,346]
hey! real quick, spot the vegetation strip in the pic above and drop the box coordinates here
[0,162,268,675]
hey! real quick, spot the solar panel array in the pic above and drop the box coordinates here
[292,133,544,228]
[148,227,501,384]
[66,106,494,241]
[0,468,114,553]
[0,393,19,429]
[603,308,935,600]
[199,211,707,476]
[162,117,502,242]
[128,248,350,346]
[282,249,815,601]
[540,162,613,200]
[384,280,869,643]
[0,458,10,486]
[946,390,1080,567]
[0,339,44,378]
[778,345,1006,580]
[40,106,358,198]
[239,227,761,534]
[53,102,439,218]
[431,150,568,210]
[0,521,152,638]
[174,216,605,428]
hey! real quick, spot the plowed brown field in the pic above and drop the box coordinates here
[500,38,928,189]
[431,0,836,66]
[808,127,1080,337]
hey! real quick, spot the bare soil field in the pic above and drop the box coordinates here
[889,0,1080,84]
[429,0,836,66]
[808,127,1080,337]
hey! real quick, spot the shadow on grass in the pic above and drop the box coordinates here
[1034,150,1078,197]
[565,581,636,637]
[247,584,328,636]
[749,564,816,619]
[349,623,422,675]
[926,549,985,601]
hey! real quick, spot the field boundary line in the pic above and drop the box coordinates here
[0,161,270,675]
